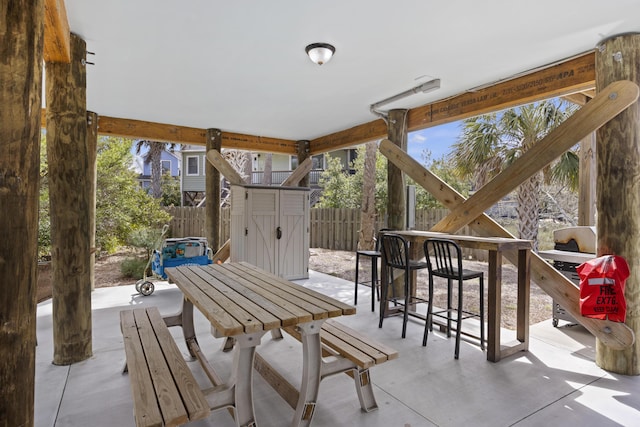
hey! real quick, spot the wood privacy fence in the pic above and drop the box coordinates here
[165,207,479,257]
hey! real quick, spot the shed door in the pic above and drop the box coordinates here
[278,190,309,280]
[246,188,278,273]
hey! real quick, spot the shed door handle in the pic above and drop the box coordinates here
[276,227,282,240]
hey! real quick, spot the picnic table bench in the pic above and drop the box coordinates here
[254,319,398,414]
[120,307,210,427]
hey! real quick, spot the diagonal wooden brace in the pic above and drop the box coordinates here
[431,80,640,234]
[379,138,635,350]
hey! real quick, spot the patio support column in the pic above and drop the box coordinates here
[387,109,408,230]
[578,132,596,226]
[46,33,92,365]
[206,128,221,253]
[88,111,98,290]
[0,2,44,425]
[595,33,640,375]
[297,140,310,187]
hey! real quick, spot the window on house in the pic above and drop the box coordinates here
[161,160,171,175]
[186,156,199,176]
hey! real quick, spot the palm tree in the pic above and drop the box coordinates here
[135,140,176,199]
[449,100,578,249]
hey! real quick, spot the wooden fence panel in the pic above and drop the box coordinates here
[167,206,482,257]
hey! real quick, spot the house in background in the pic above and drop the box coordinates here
[180,145,357,206]
[134,148,181,191]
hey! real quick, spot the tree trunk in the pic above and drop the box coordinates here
[595,33,640,375]
[262,153,273,185]
[46,33,93,365]
[148,142,163,199]
[205,129,222,253]
[387,110,408,230]
[358,141,378,250]
[0,2,44,425]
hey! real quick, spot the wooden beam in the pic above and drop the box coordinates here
[310,52,596,154]
[96,115,207,144]
[595,33,640,374]
[378,139,634,350]
[281,157,313,186]
[47,33,93,365]
[205,129,222,253]
[408,52,596,130]
[205,149,245,186]
[0,3,44,424]
[44,0,70,63]
[90,115,300,154]
[222,131,298,155]
[310,119,387,155]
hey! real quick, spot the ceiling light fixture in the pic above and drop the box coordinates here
[305,43,335,65]
[370,78,441,115]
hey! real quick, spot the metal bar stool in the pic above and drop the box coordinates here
[423,238,485,359]
[378,233,429,338]
[354,229,389,311]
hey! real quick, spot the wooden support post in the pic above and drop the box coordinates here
[87,111,98,290]
[0,3,44,425]
[595,33,640,375]
[297,140,311,187]
[46,33,92,365]
[387,110,408,230]
[206,129,222,253]
[578,132,596,226]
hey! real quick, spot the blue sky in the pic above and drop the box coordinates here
[407,121,461,165]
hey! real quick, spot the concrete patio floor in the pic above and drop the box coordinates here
[35,270,639,427]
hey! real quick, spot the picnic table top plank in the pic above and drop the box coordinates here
[233,262,355,317]
[166,267,245,336]
[197,264,312,327]
[187,265,288,330]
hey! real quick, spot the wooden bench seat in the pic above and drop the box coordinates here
[254,319,398,413]
[120,307,210,427]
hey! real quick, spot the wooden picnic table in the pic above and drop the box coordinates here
[163,262,355,427]
[380,230,532,362]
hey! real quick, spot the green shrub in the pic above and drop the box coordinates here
[120,257,149,279]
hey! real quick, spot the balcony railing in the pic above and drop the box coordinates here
[250,170,324,186]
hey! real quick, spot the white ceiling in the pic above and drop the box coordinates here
[64,0,640,142]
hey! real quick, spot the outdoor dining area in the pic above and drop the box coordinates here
[6,3,640,427]
[34,261,638,426]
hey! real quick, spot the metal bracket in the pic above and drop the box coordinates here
[302,402,316,421]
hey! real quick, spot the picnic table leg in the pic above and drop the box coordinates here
[292,320,325,427]
[232,332,263,427]
[162,297,198,358]
[205,331,265,427]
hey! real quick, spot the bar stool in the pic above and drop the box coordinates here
[423,238,484,359]
[378,233,429,338]
[354,228,389,311]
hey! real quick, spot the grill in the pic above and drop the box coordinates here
[538,226,596,327]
